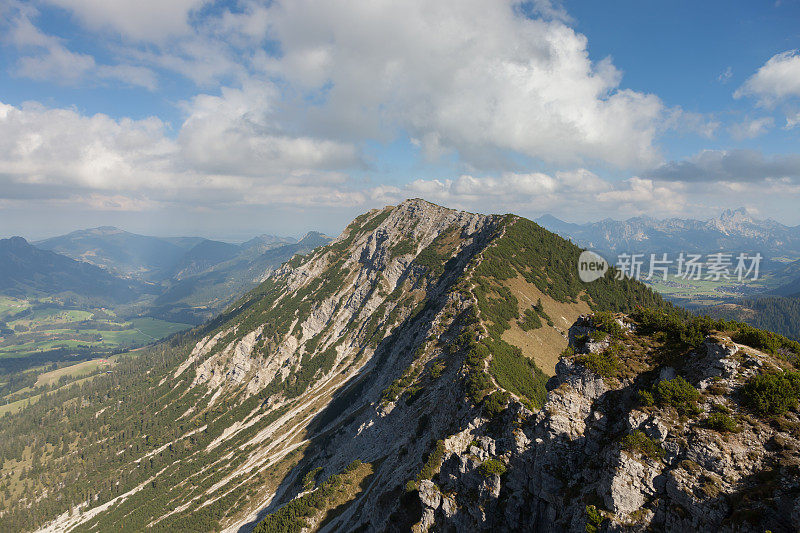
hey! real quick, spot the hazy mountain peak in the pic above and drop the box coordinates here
[1,236,29,248]
[717,206,752,223]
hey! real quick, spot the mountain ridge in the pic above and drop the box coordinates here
[1,200,797,533]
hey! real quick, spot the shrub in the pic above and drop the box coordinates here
[732,325,800,357]
[483,390,511,417]
[428,360,446,379]
[592,312,624,338]
[621,430,665,461]
[344,459,362,472]
[638,389,655,407]
[741,371,800,417]
[585,505,603,533]
[589,329,608,342]
[576,350,618,379]
[418,440,446,481]
[302,467,322,490]
[631,308,724,348]
[653,376,701,416]
[704,412,740,433]
[479,458,506,477]
[487,338,548,409]
[519,308,542,331]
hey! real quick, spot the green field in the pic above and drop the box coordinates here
[0,297,32,320]
[0,300,191,360]
[643,274,770,307]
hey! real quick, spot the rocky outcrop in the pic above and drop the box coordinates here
[396,330,800,533]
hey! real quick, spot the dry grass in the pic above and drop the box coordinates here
[34,358,113,388]
[500,276,591,375]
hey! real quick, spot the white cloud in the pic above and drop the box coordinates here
[735,50,800,106]
[0,96,362,209]
[42,0,208,42]
[5,5,157,89]
[177,83,360,176]
[718,66,732,83]
[258,0,665,169]
[729,116,774,140]
[378,170,685,219]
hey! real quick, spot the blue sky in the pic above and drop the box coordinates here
[0,0,799,241]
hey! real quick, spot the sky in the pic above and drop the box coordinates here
[0,0,799,241]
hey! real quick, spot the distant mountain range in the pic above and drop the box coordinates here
[2,227,331,324]
[150,231,331,323]
[537,208,800,294]
[535,208,800,260]
[34,226,298,281]
[0,237,141,305]
[535,209,800,339]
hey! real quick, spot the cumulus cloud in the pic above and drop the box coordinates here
[786,110,800,129]
[178,83,360,176]
[6,0,788,227]
[735,50,800,106]
[257,0,665,169]
[648,149,800,183]
[0,95,362,209]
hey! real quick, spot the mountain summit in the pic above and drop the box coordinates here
[2,200,798,533]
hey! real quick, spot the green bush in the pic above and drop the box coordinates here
[592,312,624,338]
[576,350,619,379]
[632,308,724,348]
[479,458,506,477]
[302,467,322,490]
[621,430,665,461]
[487,338,548,409]
[733,325,800,357]
[418,440,446,481]
[518,308,542,331]
[653,376,701,416]
[483,390,511,416]
[585,505,603,533]
[704,412,740,433]
[741,371,800,416]
[638,389,655,406]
